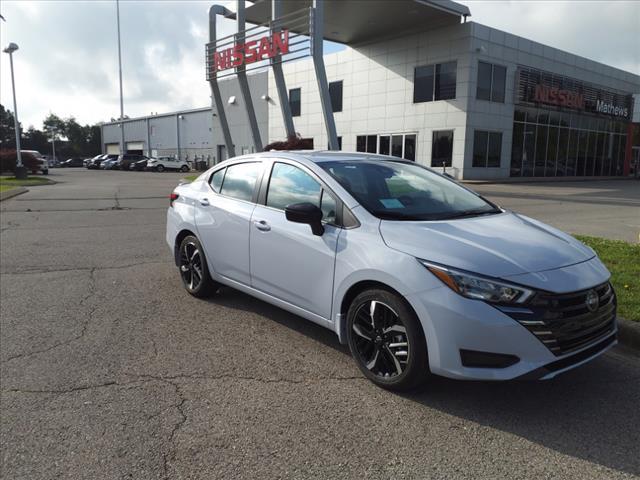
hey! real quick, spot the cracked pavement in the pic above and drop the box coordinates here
[1,169,640,479]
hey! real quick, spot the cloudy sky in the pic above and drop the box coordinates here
[1,0,639,129]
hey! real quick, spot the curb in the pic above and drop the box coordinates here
[0,187,28,202]
[618,317,640,351]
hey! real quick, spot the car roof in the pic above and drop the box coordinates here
[239,150,405,164]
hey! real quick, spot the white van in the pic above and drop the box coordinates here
[20,150,49,175]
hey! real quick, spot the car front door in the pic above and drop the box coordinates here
[249,160,341,320]
[195,160,264,285]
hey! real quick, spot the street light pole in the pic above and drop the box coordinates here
[3,42,27,179]
[48,128,56,163]
[116,0,125,155]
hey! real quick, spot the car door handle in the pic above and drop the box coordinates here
[199,198,210,206]
[253,220,271,232]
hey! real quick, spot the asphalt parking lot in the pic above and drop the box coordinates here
[1,169,639,479]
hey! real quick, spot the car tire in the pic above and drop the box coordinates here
[156,165,165,172]
[43,170,48,175]
[180,165,189,173]
[346,289,430,391]
[178,235,219,298]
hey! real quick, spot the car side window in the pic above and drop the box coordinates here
[266,162,337,223]
[267,162,321,211]
[219,162,262,202]
[320,189,337,223]
[210,168,226,193]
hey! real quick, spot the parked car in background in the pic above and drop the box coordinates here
[117,153,149,171]
[100,156,121,170]
[60,158,85,168]
[167,151,617,391]
[129,158,149,171]
[147,156,190,172]
[20,150,49,175]
[86,154,105,169]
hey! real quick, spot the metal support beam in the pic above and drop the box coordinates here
[236,0,263,152]
[176,114,182,161]
[271,0,295,138]
[311,0,339,150]
[208,5,235,160]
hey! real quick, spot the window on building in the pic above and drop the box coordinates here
[329,81,343,113]
[431,130,454,167]
[219,162,262,202]
[414,62,457,103]
[357,134,417,160]
[473,131,503,168]
[289,88,301,117]
[476,62,506,103]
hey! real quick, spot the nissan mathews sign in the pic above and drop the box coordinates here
[207,30,289,76]
[517,67,633,119]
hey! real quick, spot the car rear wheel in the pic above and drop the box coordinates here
[156,164,165,172]
[178,235,219,298]
[346,289,430,391]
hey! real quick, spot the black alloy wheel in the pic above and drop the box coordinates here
[178,235,218,297]
[346,289,429,391]
[156,164,165,172]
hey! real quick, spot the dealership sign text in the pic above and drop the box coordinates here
[211,30,289,73]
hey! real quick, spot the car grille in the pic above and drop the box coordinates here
[500,282,616,356]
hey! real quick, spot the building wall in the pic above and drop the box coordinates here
[464,22,640,179]
[268,22,474,177]
[102,71,269,165]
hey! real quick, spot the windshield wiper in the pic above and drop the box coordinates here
[371,210,426,221]
[435,208,501,220]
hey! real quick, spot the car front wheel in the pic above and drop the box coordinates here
[156,164,165,172]
[178,235,219,298]
[180,165,189,172]
[346,289,430,391]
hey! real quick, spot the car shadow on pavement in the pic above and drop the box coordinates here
[403,353,640,477]
[205,286,352,357]
[205,287,639,476]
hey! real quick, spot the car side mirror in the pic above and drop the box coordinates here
[285,202,324,236]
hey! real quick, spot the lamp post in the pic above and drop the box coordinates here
[3,42,27,179]
[47,127,57,164]
[116,0,125,155]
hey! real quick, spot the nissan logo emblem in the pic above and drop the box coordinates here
[586,290,599,312]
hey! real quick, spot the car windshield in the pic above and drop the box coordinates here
[320,160,500,221]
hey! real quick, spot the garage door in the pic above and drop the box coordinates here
[126,142,144,151]
[106,144,120,154]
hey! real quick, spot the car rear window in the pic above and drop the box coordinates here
[219,162,262,202]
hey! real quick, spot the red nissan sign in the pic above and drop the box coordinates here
[534,84,585,110]
[211,30,289,73]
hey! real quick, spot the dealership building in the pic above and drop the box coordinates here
[101,0,640,179]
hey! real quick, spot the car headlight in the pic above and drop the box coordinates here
[419,260,534,304]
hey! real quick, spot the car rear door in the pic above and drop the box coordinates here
[249,159,341,320]
[195,160,264,285]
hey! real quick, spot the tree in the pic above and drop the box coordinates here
[23,127,50,154]
[0,104,19,149]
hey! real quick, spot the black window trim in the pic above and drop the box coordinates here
[206,159,263,204]
[473,130,503,168]
[477,61,507,103]
[413,61,458,104]
[257,157,349,228]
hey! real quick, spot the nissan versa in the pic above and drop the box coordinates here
[166,152,617,390]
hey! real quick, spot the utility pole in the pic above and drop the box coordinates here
[116,0,125,154]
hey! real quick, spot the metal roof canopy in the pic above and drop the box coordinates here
[237,0,471,45]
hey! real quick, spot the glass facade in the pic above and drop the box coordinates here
[511,106,628,177]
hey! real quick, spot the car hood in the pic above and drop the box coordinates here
[379,211,595,277]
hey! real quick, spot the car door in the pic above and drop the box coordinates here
[195,160,263,286]
[249,159,341,320]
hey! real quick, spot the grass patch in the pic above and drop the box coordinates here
[183,174,199,182]
[0,184,16,192]
[0,176,52,187]
[575,235,639,322]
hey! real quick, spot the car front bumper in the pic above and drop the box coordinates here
[405,276,616,381]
